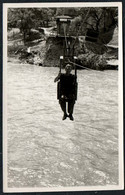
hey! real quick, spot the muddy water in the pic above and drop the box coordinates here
[7,62,118,188]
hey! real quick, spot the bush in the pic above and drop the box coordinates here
[25,30,41,42]
[78,53,107,70]
[8,45,27,57]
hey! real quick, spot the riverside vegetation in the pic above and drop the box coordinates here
[8,7,118,70]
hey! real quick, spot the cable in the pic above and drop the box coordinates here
[68,59,118,80]
[63,23,68,50]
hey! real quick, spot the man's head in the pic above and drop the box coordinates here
[65,64,72,74]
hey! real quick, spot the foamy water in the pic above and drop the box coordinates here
[7,63,118,188]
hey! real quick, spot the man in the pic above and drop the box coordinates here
[54,64,76,121]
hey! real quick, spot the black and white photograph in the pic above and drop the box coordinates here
[3,2,123,192]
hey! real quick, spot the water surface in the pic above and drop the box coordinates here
[7,63,118,188]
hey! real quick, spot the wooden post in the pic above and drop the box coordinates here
[60,56,63,72]
[74,56,77,76]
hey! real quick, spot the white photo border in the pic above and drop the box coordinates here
[3,2,124,193]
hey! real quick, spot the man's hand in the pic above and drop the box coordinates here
[54,72,61,82]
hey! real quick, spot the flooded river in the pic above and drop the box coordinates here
[7,62,118,188]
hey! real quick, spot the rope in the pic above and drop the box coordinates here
[69,59,91,70]
[68,59,118,80]
[63,23,68,50]
[60,9,117,81]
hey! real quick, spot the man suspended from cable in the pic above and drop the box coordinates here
[54,64,77,121]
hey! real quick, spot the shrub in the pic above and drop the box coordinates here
[25,30,41,42]
[8,45,27,57]
[78,53,107,70]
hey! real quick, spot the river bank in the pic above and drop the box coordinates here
[8,28,118,70]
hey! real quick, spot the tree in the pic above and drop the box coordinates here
[56,8,64,16]
[8,8,36,44]
[42,8,55,27]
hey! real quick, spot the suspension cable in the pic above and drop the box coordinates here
[63,23,68,50]
[68,59,118,80]
[61,10,117,80]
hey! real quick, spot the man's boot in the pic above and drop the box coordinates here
[62,113,68,120]
[69,114,74,121]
